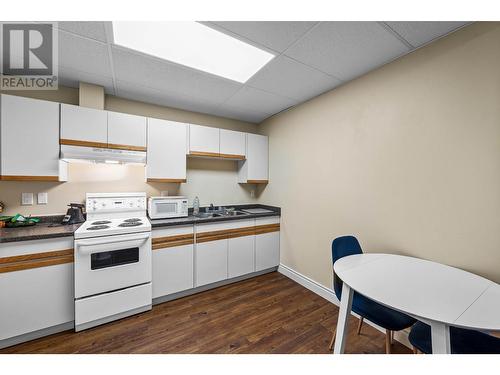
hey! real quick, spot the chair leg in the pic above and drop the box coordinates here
[328,329,336,351]
[412,346,418,354]
[385,329,392,354]
[357,317,364,335]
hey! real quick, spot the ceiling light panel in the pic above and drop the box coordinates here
[112,21,275,83]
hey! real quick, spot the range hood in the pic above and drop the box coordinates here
[60,145,146,164]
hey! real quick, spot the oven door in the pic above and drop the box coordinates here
[74,232,152,299]
[151,200,180,219]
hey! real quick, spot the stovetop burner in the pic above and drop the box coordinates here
[91,220,112,225]
[118,222,142,227]
[87,225,110,230]
[124,218,142,223]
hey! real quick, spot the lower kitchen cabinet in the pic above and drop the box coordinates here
[255,217,281,271]
[195,239,228,287]
[228,235,255,278]
[152,226,194,298]
[0,238,74,347]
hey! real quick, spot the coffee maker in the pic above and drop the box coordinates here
[62,203,85,224]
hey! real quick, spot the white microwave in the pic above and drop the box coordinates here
[148,196,188,219]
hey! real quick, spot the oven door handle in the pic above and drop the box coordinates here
[75,232,151,253]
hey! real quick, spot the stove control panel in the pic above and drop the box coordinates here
[86,193,147,214]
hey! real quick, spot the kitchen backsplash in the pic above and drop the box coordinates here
[0,158,259,216]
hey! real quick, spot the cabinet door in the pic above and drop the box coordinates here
[0,238,74,343]
[238,133,269,183]
[60,103,107,146]
[255,232,280,271]
[147,118,187,182]
[228,235,255,278]
[153,244,194,298]
[195,239,228,287]
[108,111,147,150]
[0,94,61,180]
[189,124,219,155]
[220,129,246,158]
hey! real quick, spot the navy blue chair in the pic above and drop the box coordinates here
[409,321,500,354]
[329,236,417,353]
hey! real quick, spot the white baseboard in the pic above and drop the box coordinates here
[277,263,412,349]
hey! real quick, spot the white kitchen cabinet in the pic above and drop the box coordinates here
[146,118,187,183]
[60,103,108,146]
[0,238,74,347]
[238,133,269,184]
[188,124,220,155]
[195,239,228,287]
[255,217,280,271]
[219,129,246,159]
[0,94,65,181]
[228,235,255,278]
[152,226,194,298]
[107,111,147,150]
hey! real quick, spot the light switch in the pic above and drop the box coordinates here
[37,192,48,205]
[21,193,34,205]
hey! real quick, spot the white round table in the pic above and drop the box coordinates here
[333,254,500,354]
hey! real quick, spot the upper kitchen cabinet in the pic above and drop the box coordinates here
[107,111,147,151]
[60,103,108,147]
[238,134,269,184]
[219,129,246,160]
[0,94,66,182]
[188,124,219,156]
[147,118,187,183]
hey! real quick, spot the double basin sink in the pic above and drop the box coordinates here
[194,209,249,219]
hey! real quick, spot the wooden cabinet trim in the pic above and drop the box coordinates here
[0,175,59,181]
[147,178,187,183]
[152,234,194,250]
[247,180,269,184]
[219,153,246,160]
[189,151,246,160]
[60,138,108,149]
[107,143,147,152]
[0,248,74,273]
[152,223,279,247]
[255,223,280,235]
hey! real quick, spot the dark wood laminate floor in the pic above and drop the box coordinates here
[1,272,411,354]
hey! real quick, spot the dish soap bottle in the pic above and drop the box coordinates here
[193,196,200,216]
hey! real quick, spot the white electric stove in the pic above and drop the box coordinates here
[74,192,152,332]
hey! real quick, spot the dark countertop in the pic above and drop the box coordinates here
[149,204,281,228]
[0,205,280,243]
[0,222,82,244]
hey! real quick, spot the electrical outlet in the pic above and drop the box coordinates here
[250,190,255,198]
[37,192,48,205]
[21,193,34,205]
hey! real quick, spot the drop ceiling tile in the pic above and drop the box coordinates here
[58,30,112,77]
[57,21,108,42]
[285,21,410,81]
[115,80,223,115]
[223,86,298,115]
[214,106,271,124]
[205,21,317,53]
[385,22,469,48]
[112,47,242,105]
[247,55,342,101]
[58,66,115,94]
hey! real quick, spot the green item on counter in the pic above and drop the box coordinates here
[8,214,40,224]
[0,215,13,222]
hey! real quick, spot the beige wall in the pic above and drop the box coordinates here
[258,22,500,285]
[0,86,259,216]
